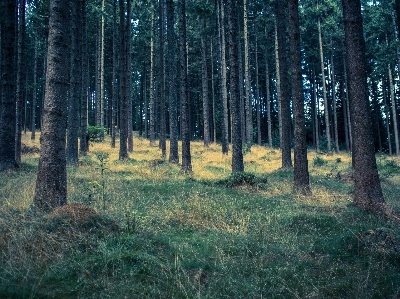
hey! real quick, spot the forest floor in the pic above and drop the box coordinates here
[0,133,400,298]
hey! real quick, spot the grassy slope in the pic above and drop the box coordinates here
[0,133,399,298]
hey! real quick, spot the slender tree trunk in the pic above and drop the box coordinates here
[275,23,282,150]
[167,0,178,163]
[159,0,166,157]
[243,0,252,150]
[31,35,38,141]
[100,0,105,129]
[341,74,350,152]
[211,41,217,143]
[201,18,210,147]
[66,0,82,165]
[127,0,133,152]
[255,33,261,146]
[179,0,192,173]
[218,0,229,154]
[397,0,400,35]
[289,0,310,194]
[265,26,272,148]
[343,56,352,152]
[80,0,88,155]
[111,0,117,148]
[276,1,292,169]
[238,33,245,145]
[33,0,69,211]
[384,84,393,155]
[0,0,17,170]
[318,17,331,154]
[144,63,148,138]
[95,19,101,127]
[388,63,399,155]
[330,41,339,153]
[342,0,393,216]
[149,6,155,145]
[15,0,26,163]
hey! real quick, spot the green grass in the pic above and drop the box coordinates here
[0,134,399,298]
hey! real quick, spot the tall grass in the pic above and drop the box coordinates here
[0,133,399,298]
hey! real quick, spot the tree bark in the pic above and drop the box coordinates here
[227,0,244,173]
[159,0,166,157]
[33,0,69,211]
[330,40,339,154]
[127,0,133,152]
[149,6,156,145]
[111,0,117,148]
[275,1,292,169]
[31,35,38,141]
[255,33,261,146]
[289,0,310,194]
[388,63,399,155]
[201,18,210,148]
[179,0,192,173]
[0,0,17,170]
[243,0,252,150]
[342,0,391,215]
[265,26,272,148]
[80,0,88,155]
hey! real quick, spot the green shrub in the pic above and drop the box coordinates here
[313,156,327,167]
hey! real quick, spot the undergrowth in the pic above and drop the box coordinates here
[0,134,399,298]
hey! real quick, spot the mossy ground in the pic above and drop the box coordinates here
[0,133,399,298]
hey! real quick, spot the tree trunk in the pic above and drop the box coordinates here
[0,0,17,170]
[33,0,69,211]
[318,17,331,154]
[111,0,117,148]
[15,0,26,164]
[388,63,399,155]
[255,33,261,146]
[127,0,133,152]
[342,0,391,215]
[330,40,339,154]
[384,84,393,155]
[159,0,166,157]
[265,26,272,148]
[218,0,229,155]
[31,35,38,141]
[80,0,88,155]
[149,6,155,145]
[179,0,192,173]
[275,22,282,150]
[167,0,178,163]
[201,18,210,148]
[289,0,310,194]
[276,1,292,169]
[343,56,352,152]
[100,0,105,130]
[243,0,252,150]
[227,0,244,173]
[67,0,82,165]
[211,41,217,143]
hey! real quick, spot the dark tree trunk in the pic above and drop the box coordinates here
[15,0,26,163]
[179,0,192,173]
[243,0,252,151]
[167,0,178,163]
[396,0,400,35]
[149,6,155,145]
[275,1,292,169]
[0,0,17,170]
[111,0,117,148]
[80,0,88,155]
[31,35,38,141]
[342,0,391,215]
[289,0,310,195]
[67,0,82,165]
[201,18,210,148]
[255,33,261,146]
[33,0,69,211]
[159,0,166,157]
[265,26,272,148]
[227,0,244,173]
[127,0,133,152]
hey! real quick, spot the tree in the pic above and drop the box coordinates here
[201,17,210,148]
[342,0,396,217]
[159,0,167,157]
[179,0,192,173]
[33,0,69,211]
[275,0,292,169]
[111,0,118,149]
[227,0,244,173]
[243,0,252,150]
[0,0,18,171]
[289,0,311,195]
[80,0,88,155]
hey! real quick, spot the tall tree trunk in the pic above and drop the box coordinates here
[275,22,282,150]
[341,73,350,152]
[318,17,331,154]
[0,0,17,170]
[179,0,192,173]
[311,69,320,152]
[95,19,101,127]
[67,0,82,165]
[265,26,272,148]
[217,0,229,154]
[384,83,393,155]
[342,0,393,216]
[289,0,310,194]
[127,0,133,152]
[396,0,400,38]
[227,0,244,173]
[159,0,166,157]
[119,0,129,160]
[255,33,261,146]
[80,0,88,155]
[31,35,38,141]
[15,0,26,163]
[111,0,117,148]
[211,41,217,143]
[201,18,210,148]
[243,0,252,150]
[33,0,69,211]
[330,40,339,153]
[149,6,155,145]
[144,63,148,139]
[343,56,352,152]
[276,1,292,169]
[238,32,245,145]
[167,0,178,163]
[388,63,399,155]
[100,0,105,129]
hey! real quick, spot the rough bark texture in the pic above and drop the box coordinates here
[243,0,252,150]
[80,0,88,155]
[218,0,229,155]
[275,1,292,169]
[289,0,310,195]
[31,36,38,141]
[179,0,192,173]
[111,0,117,148]
[227,0,244,174]
[149,7,155,145]
[342,0,387,213]
[255,34,261,146]
[0,0,18,171]
[67,0,81,165]
[127,0,133,152]
[159,0,166,157]
[15,0,26,163]
[167,0,178,163]
[33,0,69,211]
[265,26,272,148]
[330,41,340,154]
[201,18,210,148]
